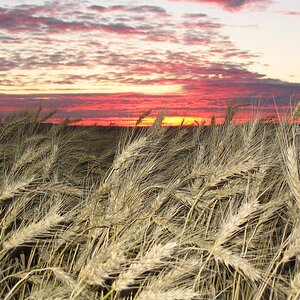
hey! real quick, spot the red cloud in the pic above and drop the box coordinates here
[1,67,299,126]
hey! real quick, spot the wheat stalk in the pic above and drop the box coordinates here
[2,208,64,252]
[288,272,300,300]
[138,288,198,300]
[211,246,261,282]
[147,258,201,292]
[292,102,300,120]
[112,242,177,291]
[285,146,300,208]
[111,136,148,171]
[216,199,261,246]
[283,220,300,263]
[51,268,76,289]
[208,159,258,188]
[11,144,52,174]
[79,242,126,286]
[0,175,35,202]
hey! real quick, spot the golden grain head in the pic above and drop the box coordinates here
[0,110,299,299]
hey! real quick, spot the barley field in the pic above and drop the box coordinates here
[0,109,300,300]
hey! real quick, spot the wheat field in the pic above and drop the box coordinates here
[0,109,300,299]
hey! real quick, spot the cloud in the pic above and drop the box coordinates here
[1,73,299,125]
[183,13,207,18]
[0,4,173,41]
[171,0,271,11]
[0,8,97,33]
[0,57,18,71]
[0,6,148,35]
[0,1,297,126]
[89,5,167,15]
[100,23,144,35]
[279,11,300,16]
[88,5,125,13]
[182,20,222,29]
[0,35,21,44]
[183,35,212,45]
[1,62,299,124]
[126,5,168,15]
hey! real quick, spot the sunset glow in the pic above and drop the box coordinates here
[137,116,205,127]
[0,0,300,125]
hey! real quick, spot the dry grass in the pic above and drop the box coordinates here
[0,107,300,299]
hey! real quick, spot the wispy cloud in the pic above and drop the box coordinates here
[278,11,300,16]
[171,0,272,11]
[89,5,168,15]
[88,5,126,13]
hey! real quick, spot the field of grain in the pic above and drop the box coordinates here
[0,110,300,299]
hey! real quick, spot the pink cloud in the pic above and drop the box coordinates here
[0,8,96,33]
[0,7,148,35]
[1,66,299,126]
[0,1,297,127]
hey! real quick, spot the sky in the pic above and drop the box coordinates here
[0,0,300,126]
